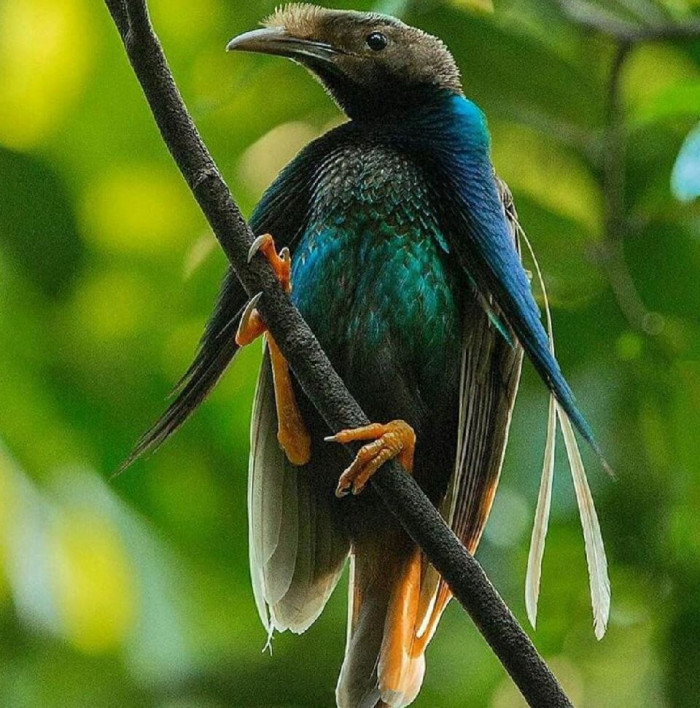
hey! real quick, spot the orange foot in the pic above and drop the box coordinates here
[236,234,311,466]
[235,234,291,346]
[326,421,416,498]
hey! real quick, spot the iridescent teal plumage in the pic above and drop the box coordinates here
[289,133,462,416]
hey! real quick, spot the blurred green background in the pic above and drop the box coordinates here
[1,0,699,706]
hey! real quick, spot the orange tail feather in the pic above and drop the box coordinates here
[377,551,425,706]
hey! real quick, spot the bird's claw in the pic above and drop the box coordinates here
[247,234,269,263]
[326,421,416,498]
[236,234,291,346]
[235,292,264,346]
[247,233,291,294]
[237,236,310,466]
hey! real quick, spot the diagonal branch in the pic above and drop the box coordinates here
[104,1,572,705]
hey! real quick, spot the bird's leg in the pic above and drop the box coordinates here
[326,421,416,497]
[236,234,311,466]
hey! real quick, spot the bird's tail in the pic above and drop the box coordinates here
[337,544,444,708]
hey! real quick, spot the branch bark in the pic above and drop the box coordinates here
[104,1,572,705]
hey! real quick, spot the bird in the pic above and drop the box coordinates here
[126,5,610,707]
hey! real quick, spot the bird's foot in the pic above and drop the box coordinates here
[236,234,310,466]
[326,421,416,498]
[235,234,291,346]
[267,337,311,466]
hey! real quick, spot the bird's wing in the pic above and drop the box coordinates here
[249,347,350,637]
[431,152,610,636]
[442,180,524,553]
[425,122,604,467]
[415,181,523,641]
[123,140,322,466]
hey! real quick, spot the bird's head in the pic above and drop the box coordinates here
[227,4,462,120]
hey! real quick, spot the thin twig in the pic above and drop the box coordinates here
[558,0,700,42]
[596,42,665,334]
[104,1,572,705]
[594,31,669,333]
[558,2,700,335]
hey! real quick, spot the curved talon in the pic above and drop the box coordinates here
[248,234,270,263]
[235,292,264,346]
[247,233,291,294]
[238,236,293,347]
[326,421,416,498]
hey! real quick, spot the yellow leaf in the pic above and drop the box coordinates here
[238,121,320,195]
[490,122,603,237]
[49,511,136,653]
[80,166,198,256]
[451,0,495,13]
[0,0,95,149]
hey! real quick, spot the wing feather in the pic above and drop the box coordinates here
[518,219,610,637]
[525,393,556,629]
[249,349,351,636]
[123,132,326,467]
[416,180,524,635]
[559,409,610,639]
[422,100,605,465]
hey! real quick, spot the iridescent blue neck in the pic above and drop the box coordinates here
[351,90,491,157]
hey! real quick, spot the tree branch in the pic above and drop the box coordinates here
[556,2,700,336]
[558,0,700,42]
[104,1,572,705]
[597,42,665,335]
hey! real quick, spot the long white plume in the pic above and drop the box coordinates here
[519,225,610,638]
[558,409,610,639]
[525,392,556,628]
[520,228,556,631]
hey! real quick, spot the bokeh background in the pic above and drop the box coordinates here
[1,0,699,705]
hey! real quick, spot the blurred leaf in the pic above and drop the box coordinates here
[421,7,604,128]
[626,220,700,324]
[451,0,494,12]
[0,0,95,149]
[79,164,198,258]
[672,121,700,202]
[0,448,202,678]
[50,509,136,653]
[491,122,603,235]
[0,148,84,298]
[237,121,321,196]
[633,80,700,127]
[625,43,699,126]
[507,195,606,308]
[626,121,694,220]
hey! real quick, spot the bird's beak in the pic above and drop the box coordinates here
[226,27,340,66]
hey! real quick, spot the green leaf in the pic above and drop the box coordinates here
[0,148,84,299]
[451,0,494,12]
[633,80,700,127]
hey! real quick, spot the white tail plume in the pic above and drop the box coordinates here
[558,409,611,639]
[519,225,610,638]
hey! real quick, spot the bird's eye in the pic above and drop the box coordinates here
[366,32,388,51]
